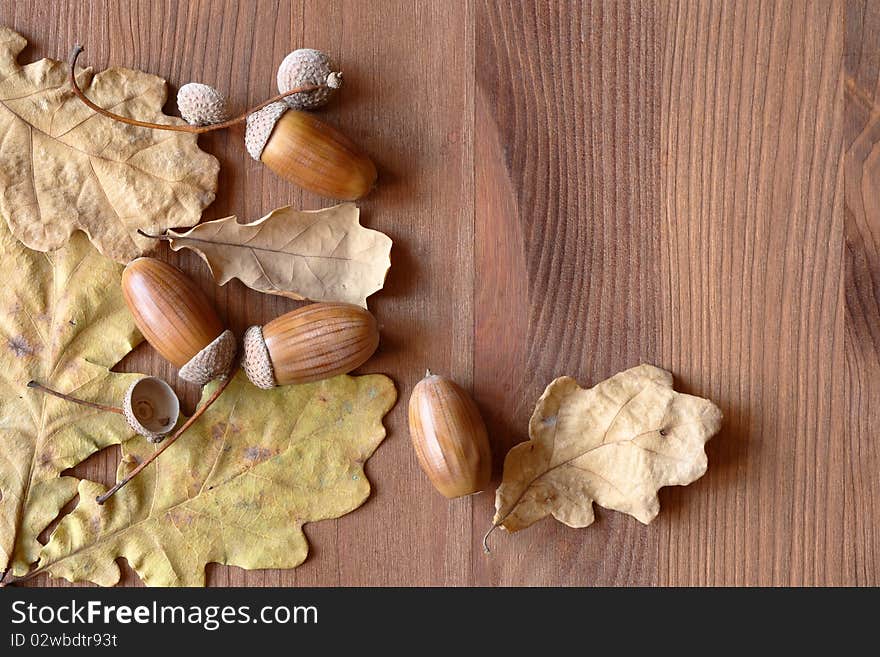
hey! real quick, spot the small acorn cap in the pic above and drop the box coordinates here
[244,102,288,161]
[242,325,277,390]
[277,48,342,110]
[124,376,180,443]
[177,82,229,126]
[178,328,237,386]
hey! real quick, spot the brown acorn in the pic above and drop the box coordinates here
[242,302,379,388]
[408,372,492,498]
[121,258,236,385]
[245,103,377,200]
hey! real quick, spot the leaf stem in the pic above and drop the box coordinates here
[68,44,324,134]
[96,372,235,505]
[137,229,169,240]
[27,380,123,415]
[482,523,499,553]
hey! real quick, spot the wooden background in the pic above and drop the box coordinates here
[4,0,875,586]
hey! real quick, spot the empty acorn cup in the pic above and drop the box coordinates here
[123,376,180,443]
[26,375,180,443]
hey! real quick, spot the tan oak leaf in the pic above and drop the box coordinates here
[36,371,396,587]
[0,27,219,263]
[154,203,392,308]
[0,205,142,578]
[489,365,722,540]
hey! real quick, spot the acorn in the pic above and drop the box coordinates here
[177,83,229,126]
[67,47,376,202]
[121,258,236,385]
[245,102,377,200]
[277,48,343,110]
[408,372,492,498]
[123,376,180,443]
[242,302,379,389]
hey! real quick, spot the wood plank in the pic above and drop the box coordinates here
[844,0,880,585]
[474,0,664,585]
[658,0,845,586]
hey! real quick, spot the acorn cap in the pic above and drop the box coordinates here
[124,377,180,443]
[242,325,277,389]
[178,328,237,386]
[277,48,342,110]
[177,82,229,126]
[245,102,288,161]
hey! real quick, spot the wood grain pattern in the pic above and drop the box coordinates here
[845,0,880,585]
[1,0,873,586]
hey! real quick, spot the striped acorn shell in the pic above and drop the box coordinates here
[242,302,379,388]
[408,372,491,498]
[121,258,232,384]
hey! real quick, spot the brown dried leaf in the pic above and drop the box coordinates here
[159,203,392,307]
[492,365,722,536]
[0,27,219,263]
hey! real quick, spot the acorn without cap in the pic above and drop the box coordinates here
[408,372,492,498]
[121,258,236,386]
[245,102,376,200]
[242,302,379,389]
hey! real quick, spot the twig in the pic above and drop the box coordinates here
[27,380,123,415]
[68,44,324,134]
[96,372,235,504]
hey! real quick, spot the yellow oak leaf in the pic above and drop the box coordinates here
[0,206,142,577]
[37,371,396,587]
[155,203,392,308]
[490,365,722,538]
[0,27,219,263]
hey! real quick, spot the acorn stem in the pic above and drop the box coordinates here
[96,370,235,505]
[68,44,324,134]
[27,380,124,415]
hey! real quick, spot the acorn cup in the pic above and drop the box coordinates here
[123,376,180,443]
[25,375,180,444]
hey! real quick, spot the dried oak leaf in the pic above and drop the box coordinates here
[0,27,219,263]
[158,203,392,308]
[491,365,722,536]
[37,371,396,587]
[0,208,142,578]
